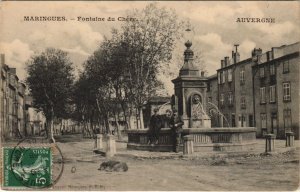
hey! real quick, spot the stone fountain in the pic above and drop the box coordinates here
[171,39,211,129]
[127,31,256,152]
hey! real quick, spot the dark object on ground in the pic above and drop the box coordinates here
[211,159,228,166]
[98,160,128,172]
[93,149,106,156]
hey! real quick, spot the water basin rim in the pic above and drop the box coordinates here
[127,127,256,133]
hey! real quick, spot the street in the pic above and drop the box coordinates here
[51,136,299,191]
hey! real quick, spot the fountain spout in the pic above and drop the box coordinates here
[207,102,230,127]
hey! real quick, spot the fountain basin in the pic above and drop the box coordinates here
[127,127,257,152]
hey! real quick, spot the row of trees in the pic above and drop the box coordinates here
[72,4,185,139]
[26,3,205,141]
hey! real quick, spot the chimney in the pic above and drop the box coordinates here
[201,71,205,77]
[252,48,262,57]
[224,57,229,67]
[221,60,225,68]
[267,51,273,61]
[1,54,5,65]
[233,44,240,63]
[235,52,240,63]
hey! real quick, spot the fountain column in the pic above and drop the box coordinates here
[220,116,224,128]
[182,89,188,128]
[172,28,211,128]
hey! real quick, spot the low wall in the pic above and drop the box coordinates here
[127,127,257,152]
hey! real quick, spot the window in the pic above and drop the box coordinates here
[228,92,233,106]
[218,72,221,84]
[220,94,224,106]
[240,68,245,85]
[220,71,226,84]
[249,115,254,127]
[283,109,292,131]
[241,97,246,109]
[261,113,267,129]
[239,115,246,127]
[283,82,291,101]
[260,87,266,103]
[270,64,276,75]
[231,114,236,127]
[283,60,289,73]
[207,83,211,92]
[222,70,226,83]
[271,113,277,134]
[260,67,265,78]
[269,85,276,103]
[228,69,232,82]
[242,115,246,127]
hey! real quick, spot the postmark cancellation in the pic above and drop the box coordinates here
[2,147,52,188]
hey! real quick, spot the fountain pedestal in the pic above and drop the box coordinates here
[183,135,194,155]
[127,127,256,152]
[190,115,211,128]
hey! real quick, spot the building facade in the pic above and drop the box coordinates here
[0,54,31,140]
[215,47,262,129]
[206,74,220,127]
[0,57,9,139]
[253,42,299,139]
[209,42,299,139]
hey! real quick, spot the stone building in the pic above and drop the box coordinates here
[216,46,259,128]
[0,54,30,140]
[7,68,19,138]
[24,95,47,137]
[17,82,26,136]
[0,56,9,139]
[206,74,219,127]
[210,42,299,139]
[253,42,299,139]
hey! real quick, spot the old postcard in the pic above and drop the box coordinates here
[0,1,299,191]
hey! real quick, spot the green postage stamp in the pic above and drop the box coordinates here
[2,147,52,188]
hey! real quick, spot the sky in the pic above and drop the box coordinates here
[0,1,299,95]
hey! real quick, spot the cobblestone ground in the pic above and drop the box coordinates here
[52,136,299,191]
[2,136,299,191]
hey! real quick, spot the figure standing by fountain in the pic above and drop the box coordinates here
[170,109,184,153]
[163,109,172,128]
[148,108,162,145]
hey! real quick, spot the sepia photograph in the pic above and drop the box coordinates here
[0,1,299,191]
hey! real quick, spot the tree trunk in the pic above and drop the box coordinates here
[124,114,129,131]
[59,119,63,135]
[104,114,110,134]
[121,105,129,130]
[90,117,94,138]
[45,120,49,138]
[87,120,92,138]
[137,108,144,129]
[50,108,55,143]
[85,120,91,138]
[114,112,122,140]
[102,119,106,134]
[127,116,132,130]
